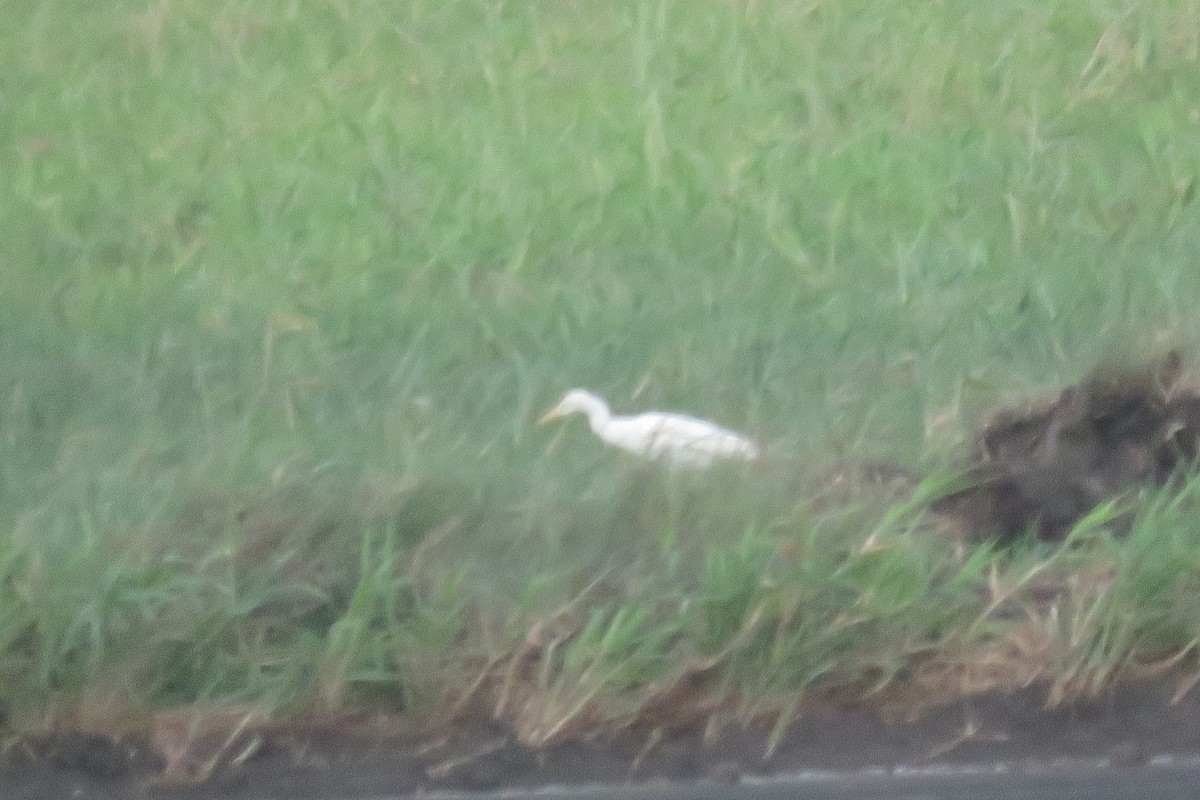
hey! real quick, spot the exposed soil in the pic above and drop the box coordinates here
[5,675,1200,799]
[933,352,1200,541]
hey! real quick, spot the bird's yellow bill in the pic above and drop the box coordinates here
[538,406,564,425]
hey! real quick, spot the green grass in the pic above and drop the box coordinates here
[4,0,1200,750]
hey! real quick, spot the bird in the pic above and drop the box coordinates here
[538,388,760,467]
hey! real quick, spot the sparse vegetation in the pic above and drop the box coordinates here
[4,0,1200,775]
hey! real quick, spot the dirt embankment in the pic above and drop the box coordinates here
[8,675,1200,799]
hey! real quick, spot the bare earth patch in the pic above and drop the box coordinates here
[934,352,1200,541]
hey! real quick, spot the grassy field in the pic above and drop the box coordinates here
[4,0,1200,755]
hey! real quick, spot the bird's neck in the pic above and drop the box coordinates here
[578,394,613,433]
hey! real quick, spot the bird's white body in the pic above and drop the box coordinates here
[539,389,759,468]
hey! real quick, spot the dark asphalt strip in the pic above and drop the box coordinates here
[404,761,1200,800]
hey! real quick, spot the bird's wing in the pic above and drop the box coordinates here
[638,414,757,461]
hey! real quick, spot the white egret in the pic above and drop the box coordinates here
[538,388,760,467]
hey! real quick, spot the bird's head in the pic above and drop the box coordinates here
[538,389,606,425]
